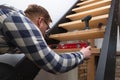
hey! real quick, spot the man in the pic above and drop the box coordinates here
[0,4,91,78]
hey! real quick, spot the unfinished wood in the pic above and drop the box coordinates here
[67,5,110,20]
[49,27,105,41]
[77,0,101,7]
[88,39,95,47]
[87,56,95,80]
[73,0,111,12]
[59,14,108,31]
[80,0,88,1]
[53,48,100,55]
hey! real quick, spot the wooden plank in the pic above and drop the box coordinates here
[49,27,105,41]
[53,48,100,55]
[73,0,111,12]
[87,55,96,80]
[59,14,108,31]
[67,5,110,20]
[77,0,101,7]
[88,39,95,47]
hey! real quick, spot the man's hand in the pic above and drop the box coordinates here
[80,46,91,60]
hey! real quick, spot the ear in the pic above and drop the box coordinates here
[37,17,44,26]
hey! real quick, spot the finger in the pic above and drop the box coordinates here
[87,46,91,50]
[86,46,91,49]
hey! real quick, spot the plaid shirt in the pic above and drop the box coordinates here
[0,5,84,74]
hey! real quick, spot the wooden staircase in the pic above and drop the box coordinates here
[48,0,112,80]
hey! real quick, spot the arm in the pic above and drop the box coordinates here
[1,10,91,74]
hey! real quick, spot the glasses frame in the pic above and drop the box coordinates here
[44,20,50,30]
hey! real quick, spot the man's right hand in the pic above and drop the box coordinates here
[80,46,91,60]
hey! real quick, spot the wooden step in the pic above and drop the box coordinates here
[53,48,100,55]
[49,27,105,41]
[80,0,88,1]
[77,0,101,7]
[59,14,108,31]
[73,0,111,12]
[67,5,110,20]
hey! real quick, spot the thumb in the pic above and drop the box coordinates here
[86,46,91,50]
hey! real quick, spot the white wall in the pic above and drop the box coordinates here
[35,68,78,80]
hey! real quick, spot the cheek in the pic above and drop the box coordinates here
[44,26,48,31]
[39,25,48,32]
[38,25,44,31]
[42,27,47,33]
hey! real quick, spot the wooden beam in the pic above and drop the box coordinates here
[67,5,110,20]
[53,48,100,55]
[87,55,96,80]
[77,0,101,7]
[73,0,111,12]
[49,27,105,41]
[59,14,108,31]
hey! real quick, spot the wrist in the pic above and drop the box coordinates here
[80,52,84,60]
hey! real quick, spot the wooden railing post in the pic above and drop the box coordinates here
[87,55,95,80]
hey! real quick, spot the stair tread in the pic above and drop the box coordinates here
[59,14,108,31]
[73,0,111,12]
[77,0,101,6]
[53,48,100,55]
[49,27,105,41]
[67,5,110,20]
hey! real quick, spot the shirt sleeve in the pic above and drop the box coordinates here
[1,9,84,74]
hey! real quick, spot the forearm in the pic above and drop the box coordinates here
[34,47,84,74]
[23,37,84,74]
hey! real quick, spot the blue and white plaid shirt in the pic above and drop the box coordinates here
[0,5,84,74]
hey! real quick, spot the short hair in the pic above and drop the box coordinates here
[24,4,52,22]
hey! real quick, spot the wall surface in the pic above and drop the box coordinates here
[35,68,78,80]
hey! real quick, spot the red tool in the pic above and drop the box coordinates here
[49,41,89,49]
